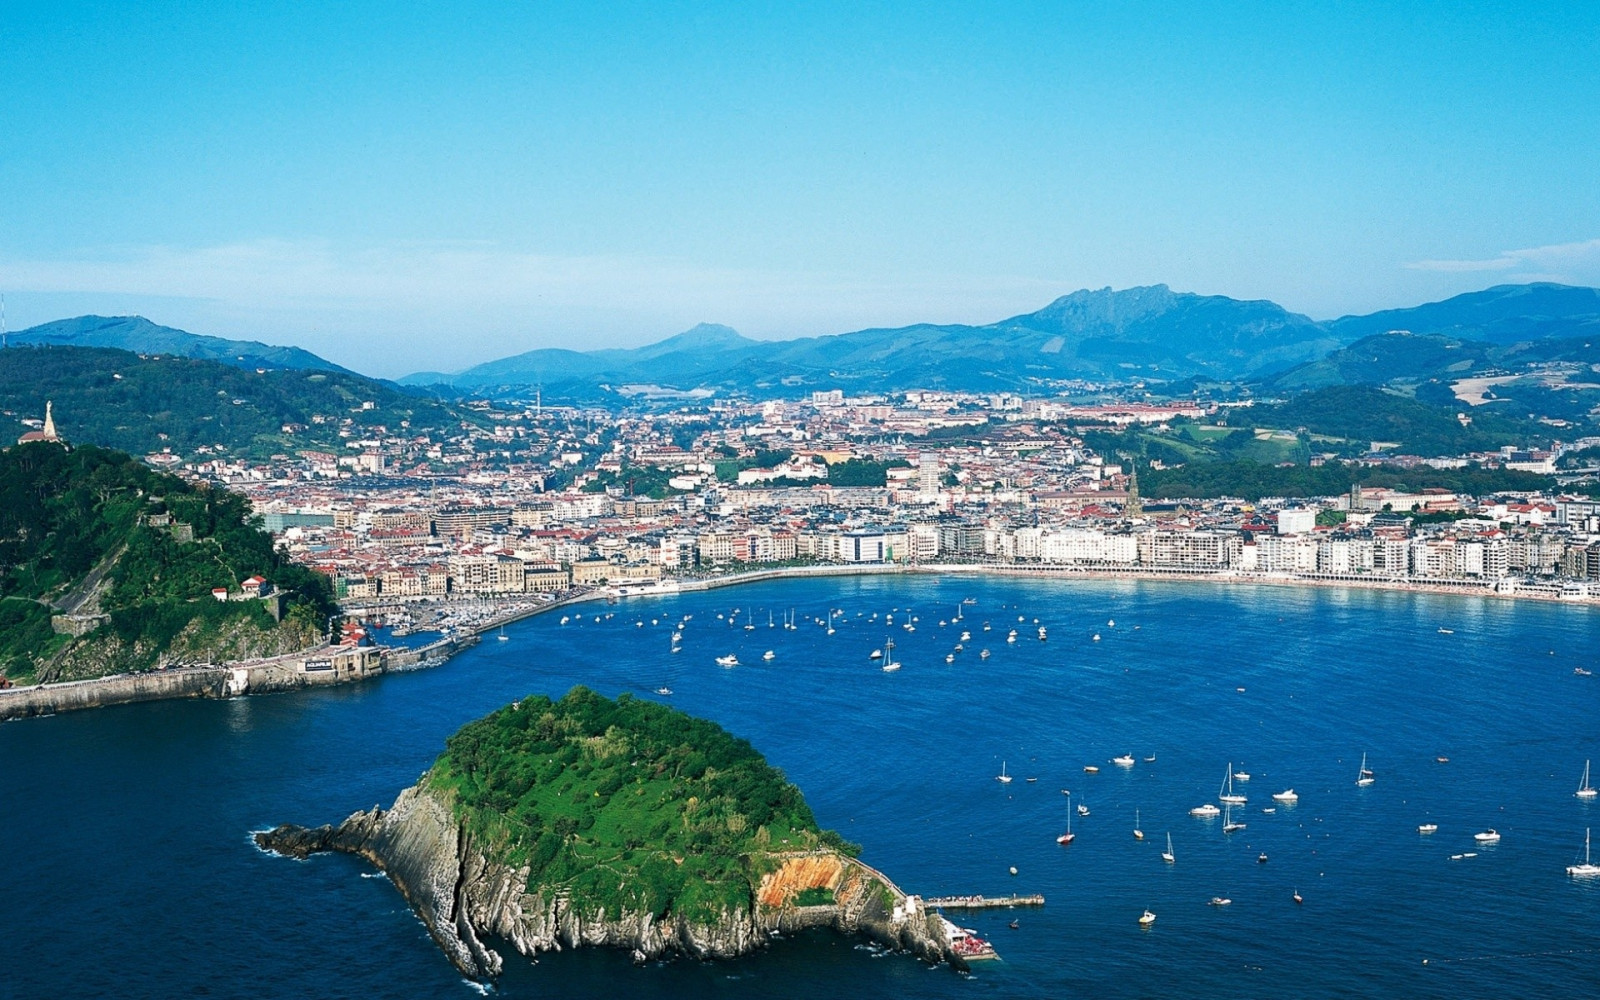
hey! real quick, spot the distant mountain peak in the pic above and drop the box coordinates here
[8,314,349,374]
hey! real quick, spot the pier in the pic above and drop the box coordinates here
[924,893,1045,910]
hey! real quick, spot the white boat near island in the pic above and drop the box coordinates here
[1219,764,1247,805]
[1577,760,1597,799]
[1272,789,1298,803]
[1474,829,1500,843]
[997,760,1012,784]
[1112,753,1135,767]
[1162,832,1175,863]
[715,654,739,667]
[1418,823,1438,834]
[1189,803,1220,818]
[1568,829,1600,877]
[1138,909,1156,927]
[1356,752,1375,786]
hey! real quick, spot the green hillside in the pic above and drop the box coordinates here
[0,442,335,685]
[429,687,856,922]
[0,345,480,460]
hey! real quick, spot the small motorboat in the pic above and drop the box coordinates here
[1084,765,1100,774]
[1138,910,1156,927]
[1272,789,1299,803]
[1209,897,1232,906]
[980,649,991,660]
[1189,804,1220,817]
[653,687,673,696]
[1112,754,1136,767]
[1257,852,1268,864]
[1437,627,1454,634]
[1078,803,1091,817]
[1092,633,1102,642]
[715,654,739,667]
[1144,754,1157,763]
[1418,823,1439,834]
[762,650,775,661]
[869,649,882,660]
[1293,890,1303,904]
[1474,829,1500,843]
[1233,770,1250,782]
[1436,756,1450,763]
[1576,667,1594,676]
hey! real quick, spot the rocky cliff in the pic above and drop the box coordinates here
[256,782,957,980]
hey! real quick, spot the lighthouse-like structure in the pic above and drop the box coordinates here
[17,400,63,446]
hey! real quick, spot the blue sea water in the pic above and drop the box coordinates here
[5,576,1600,1000]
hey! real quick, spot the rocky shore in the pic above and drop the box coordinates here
[255,782,960,979]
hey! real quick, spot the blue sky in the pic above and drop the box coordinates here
[2,1,1598,375]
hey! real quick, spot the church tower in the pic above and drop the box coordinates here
[1125,465,1143,519]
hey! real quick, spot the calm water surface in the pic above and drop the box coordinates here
[5,576,1600,999]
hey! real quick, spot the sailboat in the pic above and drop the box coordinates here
[1056,796,1075,844]
[1577,760,1597,799]
[1133,809,1144,840]
[997,760,1013,784]
[1568,829,1600,876]
[882,638,901,672]
[1356,752,1375,786]
[1219,764,1247,805]
[497,625,508,641]
[1222,802,1246,834]
[1162,832,1175,863]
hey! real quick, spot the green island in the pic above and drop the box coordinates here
[0,441,335,685]
[256,688,957,976]
[430,686,859,922]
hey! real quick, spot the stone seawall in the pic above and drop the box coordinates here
[0,668,229,720]
[0,653,375,723]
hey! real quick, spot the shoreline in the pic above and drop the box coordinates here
[5,563,1593,722]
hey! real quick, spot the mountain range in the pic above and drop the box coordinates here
[6,315,354,374]
[9,282,1600,403]
[402,282,1600,401]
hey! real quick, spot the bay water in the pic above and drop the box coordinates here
[5,576,1600,999]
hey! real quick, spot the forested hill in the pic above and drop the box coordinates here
[0,345,480,460]
[0,442,335,685]
[430,686,857,922]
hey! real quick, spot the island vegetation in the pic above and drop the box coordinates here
[0,442,335,684]
[427,686,858,922]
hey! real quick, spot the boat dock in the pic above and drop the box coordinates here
[924,893,1045,910]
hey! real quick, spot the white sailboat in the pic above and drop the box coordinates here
[1133,809,1144,840]
[1577,759,1597,799]
[1568,828,1600,876]
[1162,832,1175,863]
[1056,796,1075,844]
[1356,752,1375,786]
[1219,763,1247,805]
[997,760,1013,784]
[881,637,901,672]
[1222,802,1246,834]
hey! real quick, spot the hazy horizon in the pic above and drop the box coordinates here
[3,3,1598,376]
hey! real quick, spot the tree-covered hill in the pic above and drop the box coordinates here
[0,442,335,684]
[429,687,857,922]
[0,345,481,460]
